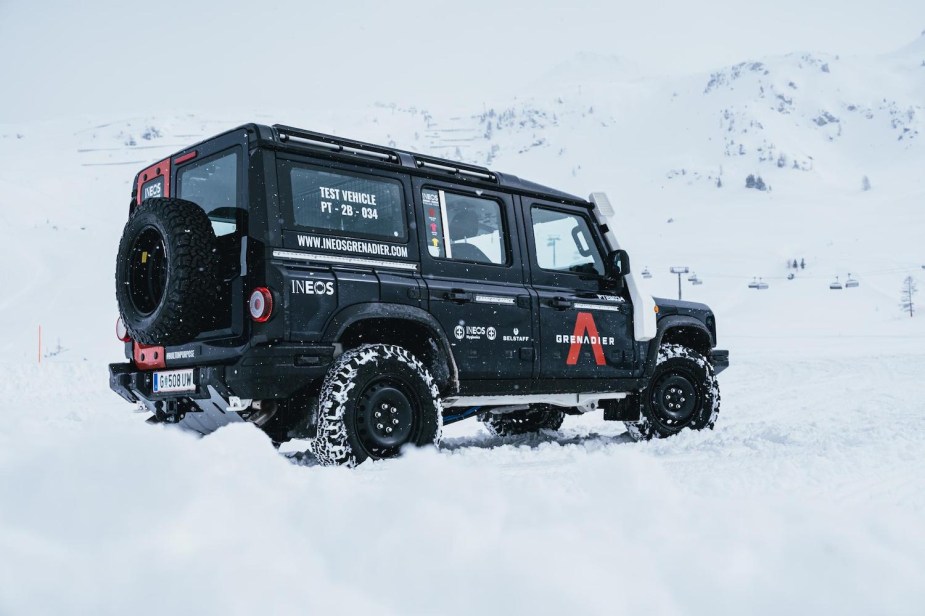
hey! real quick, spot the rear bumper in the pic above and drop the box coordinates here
[109,343,336,405]
[710,349,729,374]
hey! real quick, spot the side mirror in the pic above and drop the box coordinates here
[606,249,631,281]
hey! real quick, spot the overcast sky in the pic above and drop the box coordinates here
[1,0,923,122]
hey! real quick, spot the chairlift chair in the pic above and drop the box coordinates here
[641,266,652,279]
[845,273,859,288]
[748,278,759,289]
[692,276,703,285]
[829,275,843,290]
[687,273,697,282]
[756,278,769,290]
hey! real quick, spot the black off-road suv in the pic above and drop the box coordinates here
[110,124,729,465]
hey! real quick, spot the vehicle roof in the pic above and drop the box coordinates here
[243,123,587,206]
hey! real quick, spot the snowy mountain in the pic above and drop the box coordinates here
[1,33,924,616]
[2,33,923,364]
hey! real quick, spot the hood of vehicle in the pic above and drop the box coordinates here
[653,297,711,318]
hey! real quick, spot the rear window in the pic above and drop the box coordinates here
[279,161,407,243]
[176,149,241,236]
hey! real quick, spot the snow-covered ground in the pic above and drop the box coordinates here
[2,349,924,614]
[2,32,925,615]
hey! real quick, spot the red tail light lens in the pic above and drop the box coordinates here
[116,316,131,342]
[249,287,273,322]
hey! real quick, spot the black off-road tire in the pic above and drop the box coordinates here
[312,344,443,467]
[625,343,720,441]
[479,404,565,437]
[115,197,218,345]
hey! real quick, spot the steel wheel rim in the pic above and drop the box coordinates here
[650,372,700,426]
[355,378,418,455]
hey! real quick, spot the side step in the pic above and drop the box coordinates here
[443,392,627,411]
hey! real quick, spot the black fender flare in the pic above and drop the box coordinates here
[322,303,459,392]
[641,315,714,381]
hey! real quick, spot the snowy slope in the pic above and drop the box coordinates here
[1,33,925,615]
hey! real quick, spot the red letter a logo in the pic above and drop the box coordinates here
[566,312,606,366]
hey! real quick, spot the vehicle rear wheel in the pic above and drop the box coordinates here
[479,404,565,437]
[115,197,218,345]
[625,343,720,441]
[312,344,443,466]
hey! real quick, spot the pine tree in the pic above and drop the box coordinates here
[901,276,917,317]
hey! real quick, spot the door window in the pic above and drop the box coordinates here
[531,207,604,276]
[422,188,506,265]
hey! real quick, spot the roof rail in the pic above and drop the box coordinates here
[273,125,400,164]
[413,155,497,183]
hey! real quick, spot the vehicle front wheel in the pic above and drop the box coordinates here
[625,343,720,441]
[312,344,443,466]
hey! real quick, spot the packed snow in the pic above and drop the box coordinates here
[1,31,925,616]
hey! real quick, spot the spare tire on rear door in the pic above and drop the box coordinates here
[115,197,218,345]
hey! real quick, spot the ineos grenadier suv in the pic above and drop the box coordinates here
[110,124,729,465]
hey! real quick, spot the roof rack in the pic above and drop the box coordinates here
[273,125,400,164]
[413,155,498,183]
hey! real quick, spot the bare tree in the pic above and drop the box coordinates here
[901,276,917,317]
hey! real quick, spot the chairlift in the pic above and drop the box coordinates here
[692,276,703,286]
[641,266,652,279]
[845,273,859,289]
[748,277,768,290]
[756,278,769,290]
[687,272,697,282]
[829,275,843,290]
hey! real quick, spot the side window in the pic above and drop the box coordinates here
[422,188,506,265]
[531,206,604,276]
[177,149,240,237]
[280,162,407,243]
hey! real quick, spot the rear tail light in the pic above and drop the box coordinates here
[249,287,273,322]
[116,316,131,342]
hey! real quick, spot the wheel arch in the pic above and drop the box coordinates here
[642,316,714,379]
[323,303,459,394]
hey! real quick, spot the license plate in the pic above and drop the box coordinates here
[153,369,195,393]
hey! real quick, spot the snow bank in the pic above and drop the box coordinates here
[1,357,923,615]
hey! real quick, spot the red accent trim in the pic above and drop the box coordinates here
[173,150,198,165]
[135,157,171,206]
[566,312,606,366]
[116,317,131,342]
[250,287,273,322]
[134,343,166,370]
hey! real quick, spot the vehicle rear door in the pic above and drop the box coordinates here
[413,179,535,382]
[168,129,249,341]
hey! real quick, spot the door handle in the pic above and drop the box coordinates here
[550,297,573,310]
[446,290,472,303]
